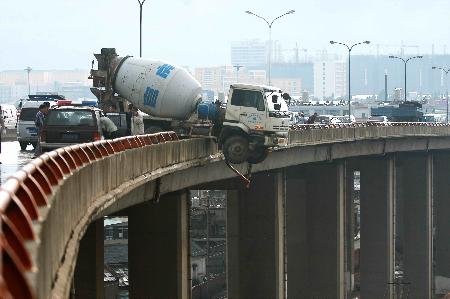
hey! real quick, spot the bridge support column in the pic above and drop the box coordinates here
[227,171,285,299]
[285,162,345,299]
[72,219,104,299]
[398,154,433,299]
[433,152,450,296]
[359,157,395,299]
[128,190,190,299]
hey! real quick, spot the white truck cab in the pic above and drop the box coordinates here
[220,84,290,164]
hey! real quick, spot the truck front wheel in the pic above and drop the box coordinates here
[247,146,268,164]
[223,135,249,164]
[19,142,28,151]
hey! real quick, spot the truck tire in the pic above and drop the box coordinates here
[223,135,249,164]
[145,126,163,134]
[19,142,28,151]
[247,147,268,164]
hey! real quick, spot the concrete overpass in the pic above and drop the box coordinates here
[2,123,450,298]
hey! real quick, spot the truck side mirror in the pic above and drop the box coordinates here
[274,103,281,110]
[272,95,278,103]
[282,93,291,100]
[282,93,292,106]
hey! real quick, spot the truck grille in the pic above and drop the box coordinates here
[273,125,289,131]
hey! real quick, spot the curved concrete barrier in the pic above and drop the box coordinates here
[1,123,450,298]
[0,132,219,299]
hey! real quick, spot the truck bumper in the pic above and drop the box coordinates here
[263,133,288,147]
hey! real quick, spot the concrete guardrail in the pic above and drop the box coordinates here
[2,123,450,298]
[0,132,217,299]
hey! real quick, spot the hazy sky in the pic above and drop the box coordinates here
[1,0,450,70]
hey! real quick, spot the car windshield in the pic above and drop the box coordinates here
[19,107,39,121]
[46,110,95,126]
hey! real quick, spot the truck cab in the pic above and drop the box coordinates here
[220,84,290,164]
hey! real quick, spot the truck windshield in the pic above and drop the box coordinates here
[230,89,265,111]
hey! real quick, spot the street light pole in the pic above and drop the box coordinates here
[245,10,295,85]
[137,0,146,57]
[432,66,450,123]
[389,55,423,102]
[233,64,244,82]
[330,41,371,118]
[24,66,32,95]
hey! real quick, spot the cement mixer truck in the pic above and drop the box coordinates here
[89,48,290,164]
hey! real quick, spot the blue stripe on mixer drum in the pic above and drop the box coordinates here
[156,64,175,79]
[144,87,159,108]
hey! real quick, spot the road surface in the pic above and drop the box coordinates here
[0,141,35,184]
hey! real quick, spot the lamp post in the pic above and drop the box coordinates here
[388,55,423,102]
[432,66,450,123]
[137,0,146,57]
[245,9,295,85]
[330,41,370,118]
[233,64,244,82]
[24,66,32,95]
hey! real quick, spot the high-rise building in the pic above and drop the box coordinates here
[194,66,266,96]
[230,40,268,68]
[313,51,346,99]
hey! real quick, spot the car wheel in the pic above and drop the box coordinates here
[223,135,249,164]
[19,142,28,151]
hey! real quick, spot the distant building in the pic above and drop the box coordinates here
[0,84,12,102]
[271,78,302,97]
[0,70,92,102]
[314,51,347,99]
[350,54,450,97]
[194,66,266,96]
[230,40,268,68]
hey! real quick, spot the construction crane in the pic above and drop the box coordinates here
[376,42,420,56]
[278,43,308,63]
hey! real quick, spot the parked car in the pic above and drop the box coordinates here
[315,115,342,125]
[40,106,104,152]
[368,115,389,123]
[1,104,18,129]
[17,100,48,150]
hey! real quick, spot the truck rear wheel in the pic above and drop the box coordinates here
[247,147,268,164]
[223,135,249,164]
[19,142,28,151]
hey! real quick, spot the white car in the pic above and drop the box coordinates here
[368,116,389,123]
[1,104,17,129]
[17,100,47,150]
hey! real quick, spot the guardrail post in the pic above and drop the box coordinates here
[72,219,104,299]
[128,190,190,299]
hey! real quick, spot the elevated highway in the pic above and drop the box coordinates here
[1,123,450,298]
